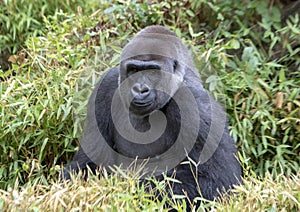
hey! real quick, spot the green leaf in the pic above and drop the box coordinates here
[186,10,195,17]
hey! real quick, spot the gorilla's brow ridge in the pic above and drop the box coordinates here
[126,61,161,71]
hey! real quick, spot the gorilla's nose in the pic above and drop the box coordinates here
[131,83,151,100]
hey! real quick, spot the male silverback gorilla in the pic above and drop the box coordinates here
[62,25,242,208]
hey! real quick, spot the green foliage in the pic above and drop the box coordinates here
[0,12,94,188]
[0,0,299,196]
[0,0,100,54]
[186,0,300,177]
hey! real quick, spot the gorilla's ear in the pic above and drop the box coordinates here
[173,59,185,82]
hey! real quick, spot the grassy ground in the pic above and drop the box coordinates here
[0,171,299,211]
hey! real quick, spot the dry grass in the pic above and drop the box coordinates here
[216,173,300,212]
[0,171,299,211]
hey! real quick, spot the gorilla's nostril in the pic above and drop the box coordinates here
[131,83,150,97]
[141,87,149,93]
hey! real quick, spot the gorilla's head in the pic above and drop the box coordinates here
[119,26,195,116]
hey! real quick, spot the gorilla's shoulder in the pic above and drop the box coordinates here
[183,68,206,97]
[94,67,120,106]
[100,67,119,86]
[96,67,119,94]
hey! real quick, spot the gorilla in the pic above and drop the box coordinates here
[62,25,242,208]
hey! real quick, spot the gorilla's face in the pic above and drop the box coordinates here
[119,55,185,116]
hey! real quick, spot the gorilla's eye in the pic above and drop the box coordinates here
[126,63,161,77]
[127,67,138,77]
[130,68,138,73]
[173,60,178,72]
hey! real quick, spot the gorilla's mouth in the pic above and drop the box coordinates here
[131,99,153,107]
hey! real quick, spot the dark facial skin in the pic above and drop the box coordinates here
[119,55,183,116]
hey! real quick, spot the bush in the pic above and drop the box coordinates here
[0,0,299,191]
[0,0,100,54]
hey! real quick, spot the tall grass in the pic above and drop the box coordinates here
[0,170,299,211]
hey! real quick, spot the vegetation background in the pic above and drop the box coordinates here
[0,0,299,210]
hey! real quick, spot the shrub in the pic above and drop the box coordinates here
[0,0,299,190]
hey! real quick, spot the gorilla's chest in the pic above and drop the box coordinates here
[112,109,180,159]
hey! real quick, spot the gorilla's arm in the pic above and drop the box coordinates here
[62,68,119,180]
[167,68,242,200]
